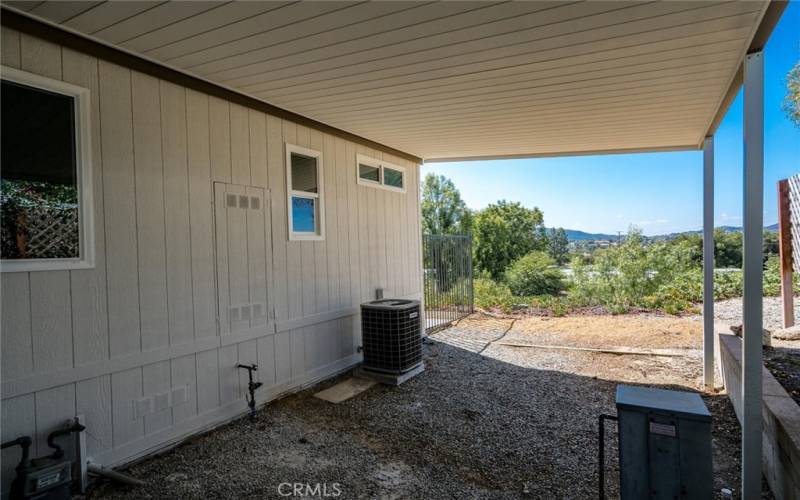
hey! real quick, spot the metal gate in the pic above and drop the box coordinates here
[423,234,473,333]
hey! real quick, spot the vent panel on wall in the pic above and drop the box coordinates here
[214,182,272,336]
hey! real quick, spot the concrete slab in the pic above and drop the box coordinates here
[314,377,376,404]
[354,363,425,386]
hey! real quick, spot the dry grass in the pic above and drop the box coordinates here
[507,314,702,350]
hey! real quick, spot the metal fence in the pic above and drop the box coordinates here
[423,234,473,333]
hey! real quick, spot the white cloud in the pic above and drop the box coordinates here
[635,219,670,226]
[720,212,742,223]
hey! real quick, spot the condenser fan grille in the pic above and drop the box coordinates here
[361,300,422,374]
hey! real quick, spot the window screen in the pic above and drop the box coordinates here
[359,163,380,183]
[383,167,404,189]
[1,80,80,260]
[291,153,317,193]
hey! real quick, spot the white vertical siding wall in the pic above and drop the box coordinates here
[0,27,423,495]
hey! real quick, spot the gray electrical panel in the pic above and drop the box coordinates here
[616,385,712,499]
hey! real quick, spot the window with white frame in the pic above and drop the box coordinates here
[286,144,324,240]
[1,66,94,272]
[356,154,405,192]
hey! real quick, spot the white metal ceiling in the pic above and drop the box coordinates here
[5,1,771,161]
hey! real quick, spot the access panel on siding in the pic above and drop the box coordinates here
[214,182,272,337]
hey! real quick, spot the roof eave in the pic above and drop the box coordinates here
[424,144,701,164]
[702,0,789,141]
[0,7,424,165]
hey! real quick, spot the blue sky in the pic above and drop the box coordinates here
[422,3,800,236]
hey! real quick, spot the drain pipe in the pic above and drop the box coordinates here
[598,414,618,500]
[88,462,146,487]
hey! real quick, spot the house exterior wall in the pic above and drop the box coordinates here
[0,27,423,493]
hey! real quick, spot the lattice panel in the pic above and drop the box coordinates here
[1,203,80,259]
[788,174,800,273]
[21,206,79,259]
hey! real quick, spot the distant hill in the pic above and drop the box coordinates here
[562,229,620,241]
[555,224,779,242]
[650,223,779,240]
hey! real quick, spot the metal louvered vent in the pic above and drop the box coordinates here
[361,299,422,375]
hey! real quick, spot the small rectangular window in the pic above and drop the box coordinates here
[356,154,406,193]
[383,167,404,189]
[358,163,380,183]
[286,144,324,240]
[1,67,94,272]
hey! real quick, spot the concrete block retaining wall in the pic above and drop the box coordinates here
[718,332,800,499]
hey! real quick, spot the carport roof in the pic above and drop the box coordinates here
[1,1,787,162]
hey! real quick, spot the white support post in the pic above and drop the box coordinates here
[742,50,764,500]
[703,136,715,390]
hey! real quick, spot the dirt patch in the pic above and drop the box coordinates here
[506,314,702,350]
[764,341,800,406]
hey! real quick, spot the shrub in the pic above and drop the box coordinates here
[570,229,694,313]
[528,294,580,317]
[474,278,516,312]
[762,256,800,296]
[424,276,472,308]
[763,256,782,296]
[474,277,577,316]
[473,235,798,317]
[713,269,743,300]
[505,251,565,296]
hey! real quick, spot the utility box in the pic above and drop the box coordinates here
[616,385,712,499]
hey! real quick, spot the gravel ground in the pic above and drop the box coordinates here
[690,296,800,405]
[88,314,766,499]
[697,296,800,331]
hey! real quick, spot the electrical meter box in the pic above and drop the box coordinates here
[616,385,712,499]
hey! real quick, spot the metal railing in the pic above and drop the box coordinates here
[423,234,473,333]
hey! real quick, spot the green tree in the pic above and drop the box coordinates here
[763,230,779,258]
[506,251,565,296]
[547,227,570,265]
[668,233,702,265]
[664,229,777,268]
[421,174,472,235]
[714,229,742,268]
[785,61,800,128]
[472,200,546,279]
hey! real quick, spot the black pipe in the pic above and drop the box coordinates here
[47,421,85,458]
[598,414,618,500]
[237,364,263,421]
[1,436,32,469]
